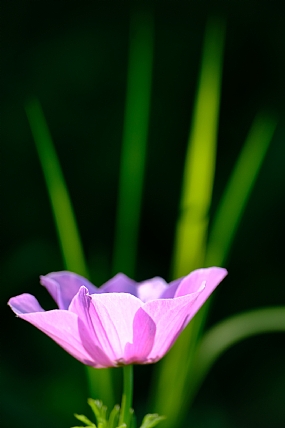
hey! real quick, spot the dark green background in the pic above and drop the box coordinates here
[1,1,285,427]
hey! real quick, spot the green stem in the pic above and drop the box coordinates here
[119,365,133,427]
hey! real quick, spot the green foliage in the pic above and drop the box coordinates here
[139,414,166,428]
[150,17,226,427]
[25,98,115,409]
[72,400,164,428]
[25,98,89,278]
[22,7,283,428]
[205,112,278,267]
[112,9,154,278]
[148,15,279,428]
[171,16,226,276]
[73,412,96,427]
[190,306,285,402]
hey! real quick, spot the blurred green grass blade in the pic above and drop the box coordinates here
[175,113,277,412]
[25,98,88,278]
[172,17,225,276]
[190,307,285,402]
[205,112,278,266]
[25,98,115,409]
[86,367,115,411]
[150,18,225,427]
[112,9,154,278]
[159,112,277,421]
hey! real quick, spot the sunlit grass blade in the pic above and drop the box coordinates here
[172,17,225,276]
[173,112,277,410]
[112,9,154,278]
[25,98,114,408]
[150,18,225,427]
[205,112,278,266]
[189,306,285,402]
[25,98,89,277]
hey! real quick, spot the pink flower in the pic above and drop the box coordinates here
[8,268,227,368]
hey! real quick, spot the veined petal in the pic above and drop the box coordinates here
[175,267,227,297]
[175,267,227,320]
[9,267,228,368]
[142,288,205,362]
[40,271,98,309]
[89,293,143,365]
[124,308,156,364]
[9,294,97,366]
[68,287,114,367]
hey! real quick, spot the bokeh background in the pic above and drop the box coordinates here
[1,1,285,427]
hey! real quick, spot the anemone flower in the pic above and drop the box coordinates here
[8,267,227,368]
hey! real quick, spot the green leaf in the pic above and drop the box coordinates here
[139,414,166,428]
[107,405,120,428]
[205,111,278,266]
[150,17,225,428]
[25,98,115,409]
[190,306,285,402]
[171,16,225,277]
[112,8,154,278]
[88,399,107,427]
[74,413,96,427]
[71,426,92,428]
[25,98,89,278]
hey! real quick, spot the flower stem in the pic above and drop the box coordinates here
[119,365,133,427]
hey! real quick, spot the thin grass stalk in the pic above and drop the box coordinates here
[205,112,278,267]
[190,306,285,402]
[25,98,89,278]
[112,9,154,278]
[25,98,115,408]
[171,112,278,407]
[150,18,225,427]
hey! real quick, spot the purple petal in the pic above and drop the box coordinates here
[9,294,45,314]
[89,293,143,365]
[160,277,184,299]
[142,288,205,362]
[175,267,227,320]
[124,308,156,363]
[175,267,227,297]
[68,287,115,367]
[40,271,98,309]
[137,277,168,302]
[100,273,138,296]
[9,294,96,366]
[9,267,228,368]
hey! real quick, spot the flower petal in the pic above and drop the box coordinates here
[142,288,205,362]
[9,267,228,368]
[9,293,45,314]
[40,271,98,309]
[175,267,227,320]
[137,277,169,302]
[68,287,116,367]
[88,293,143,365]
[175,267,227,297]
[9,294,96,366]
[100,273,138,296]
[124,308,156,363]
[160,277,184,299]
